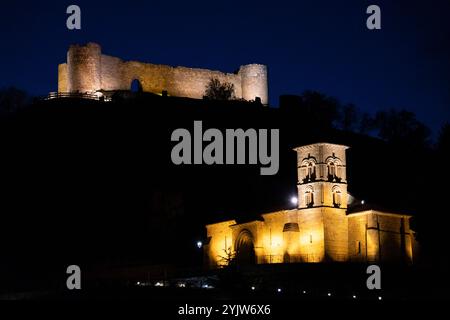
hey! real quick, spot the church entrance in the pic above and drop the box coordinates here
[235,230,256,266]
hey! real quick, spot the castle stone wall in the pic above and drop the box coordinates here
[59,43,268,104]
[58,63,68,92]
[100,55,123,91]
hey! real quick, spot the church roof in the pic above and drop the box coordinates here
[347,201,411,217]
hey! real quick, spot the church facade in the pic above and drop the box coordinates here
[204,143,417,268]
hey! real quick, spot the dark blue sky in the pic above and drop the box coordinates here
[1,0,449,135]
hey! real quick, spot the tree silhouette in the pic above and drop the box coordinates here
[217,247,236,267]
[204,78,235,101]
[339,103,359,131]
[358,112,375,134]
[437,122,450,154]
[0,87,29,113]
[373,109,430,148]
[297,90,341,130]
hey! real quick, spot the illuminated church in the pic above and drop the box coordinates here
[204,142,418,268]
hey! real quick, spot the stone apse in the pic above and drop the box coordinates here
[58,43,269,105]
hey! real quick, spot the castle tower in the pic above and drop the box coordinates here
[294,143,350,262]
[239,64,268,105]
[67,42,102,93]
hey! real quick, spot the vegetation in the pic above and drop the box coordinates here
[284,90,432,148]
[0,87,30,113]
[217,247,236,267]
[204,78,235,101]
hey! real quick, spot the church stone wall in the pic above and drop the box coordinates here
[323,208,348,261]
[347,211,413,263]
[377,214,413,263]
[296,209,325,262]
[58,43,268,104]
[347,214,368,262]
[205,220,236,268]
[260,211,300,263]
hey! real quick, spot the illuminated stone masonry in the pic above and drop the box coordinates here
[205,143,419,268]
[58,42,268,105]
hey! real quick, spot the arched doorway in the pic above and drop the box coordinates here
[130,79,143,92]
[235,230,256,266]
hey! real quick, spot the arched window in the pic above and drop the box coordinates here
[305,186,314,207]
[327,157,342,182]
[301,159,316,182]
[300,167,307,182]
[308,163,315,180]
[332,186,342,207]
[328,162,336,178]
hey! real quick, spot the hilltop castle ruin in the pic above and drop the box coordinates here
[57,42,269,104]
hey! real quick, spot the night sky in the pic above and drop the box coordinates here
[1,0,449,135]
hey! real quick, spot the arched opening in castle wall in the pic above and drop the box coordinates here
[130,79,143,93]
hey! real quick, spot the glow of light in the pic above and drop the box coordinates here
[302,290,306,294]
[290,196,298,205]
[327,292,331,297]
[353,295,357,299]
[378,296,382,300]
[136,281,140,285]
[277,288,282,293]
[361,200,365,205]
[251,286,255,290]
[197,241,203,248]
[155,282,164,287]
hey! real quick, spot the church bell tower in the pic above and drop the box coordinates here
[294,143,349,210]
